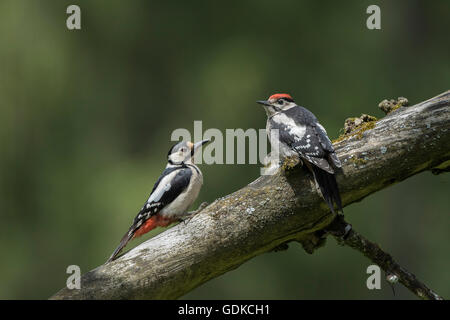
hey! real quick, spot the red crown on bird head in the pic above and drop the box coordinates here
[268,93,294,101]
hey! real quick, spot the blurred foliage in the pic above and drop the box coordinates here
[0,0,448,299]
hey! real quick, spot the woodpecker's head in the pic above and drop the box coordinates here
[257,93,296,116]
[167,139,210,165]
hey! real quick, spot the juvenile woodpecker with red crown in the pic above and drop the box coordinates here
[107,139,210,262]
[257,94,344,217]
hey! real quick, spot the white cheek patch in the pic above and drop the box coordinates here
[281,102,297,110]
[273,113,306,139]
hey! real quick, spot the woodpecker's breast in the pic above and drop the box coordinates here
[159,165,203,218]
[267,113,306,157]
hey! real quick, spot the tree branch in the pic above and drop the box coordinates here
[337,225,443,300]
[51,91,450,300]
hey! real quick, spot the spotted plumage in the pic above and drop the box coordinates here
[258,94,343,214]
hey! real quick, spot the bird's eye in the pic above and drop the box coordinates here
[277,99,284,105]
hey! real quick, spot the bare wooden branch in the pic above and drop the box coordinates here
[326,216,444,300]
[51,91,450,300]
[338,226,443,300]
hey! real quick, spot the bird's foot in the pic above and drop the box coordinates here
[281,156,302,171]
[179,202,209,225]
[196,201,209,212]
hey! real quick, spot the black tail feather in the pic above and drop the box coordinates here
[107,229,134,263]
[311,165,343,214]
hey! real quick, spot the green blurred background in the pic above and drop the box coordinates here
[0,0,449,299]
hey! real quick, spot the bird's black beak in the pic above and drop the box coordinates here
[193,139,210,152]
[257,100,271,106]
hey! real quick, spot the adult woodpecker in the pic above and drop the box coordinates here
[107,139,210,262]
[257,93,343,215]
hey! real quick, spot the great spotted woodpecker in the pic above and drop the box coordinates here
[257,93,344,216]
[107,139,210,262]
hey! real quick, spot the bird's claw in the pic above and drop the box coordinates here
[179,202,209,225]
[197,201,209,211]
[281,156,302,171]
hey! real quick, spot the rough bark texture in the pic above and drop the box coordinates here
[52,91,450,300]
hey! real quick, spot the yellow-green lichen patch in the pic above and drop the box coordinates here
[354,121,376,139]
[333,114,378,143]
[332,134,348,144]
[378,97,409,114]
[281,156,301,171]
[349,157,367,165]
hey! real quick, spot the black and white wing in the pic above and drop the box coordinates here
[271,107,340,174]
[314,122,342,169]
[133,166,192,226]
[106,166,192,262]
